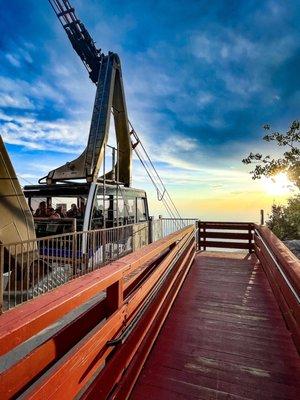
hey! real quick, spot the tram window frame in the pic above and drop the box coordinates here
[136,197,147,222]
[114,196,126,226]
[92,193,110,229]
[29,197,47,213]
[124,196,136,225]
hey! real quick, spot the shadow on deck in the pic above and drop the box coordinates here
[132,251,300,400]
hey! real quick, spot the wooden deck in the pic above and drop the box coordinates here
[131,251,300,400]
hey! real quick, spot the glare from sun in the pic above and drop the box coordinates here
[262,172,294,196]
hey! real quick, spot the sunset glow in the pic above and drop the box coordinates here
[262,173,294,196]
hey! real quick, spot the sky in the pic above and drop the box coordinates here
[0,0,299,222]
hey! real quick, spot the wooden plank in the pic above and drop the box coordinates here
[0,227,193,356]
[106,280,123,314]
[199,232,251,240]
[0,299,107,399]
[0,261,124,356]
[200,221,254,225]
[81,238,195,399]
[257,242,300,353]
[22,231,195,399]
[255,225,300,291]
[199,240,252,250]
[131,252,300,399]
[199,222,254,230]
[127,232,194,317]
[21,308,125,399]
[1,226,194,399]
[259,241,299,311]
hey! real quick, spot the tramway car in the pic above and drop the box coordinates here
[24,182,149,237]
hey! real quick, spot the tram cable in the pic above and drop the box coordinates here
[129,123,184,228]
[111,106,184,228]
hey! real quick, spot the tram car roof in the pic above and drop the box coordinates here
[23,183,147,198]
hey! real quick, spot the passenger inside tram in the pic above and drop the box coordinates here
[34,201,48,217]
[66,203,82,218]
[55,206,66,218]
[48,207,61,219]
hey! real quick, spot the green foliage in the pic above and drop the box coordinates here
[242,120,300,189]
[266,195,300,240]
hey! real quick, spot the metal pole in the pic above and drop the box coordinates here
[148,216,153,244]
[103,146,106,228]
[197,220,201,251]
[0,245,4,313]
[260,209,264,225]
[111,146,116,182]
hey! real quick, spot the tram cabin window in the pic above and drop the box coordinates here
[125,197,136,224]
[28,195,86,235]
[30,197,47,214]
[136,198,147,222]
[114,196,126,225]
[92,194,110,229]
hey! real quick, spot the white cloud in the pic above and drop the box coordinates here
[0,76,66,110]
[0,93,34,109]
[189,28,298,100]
[5,53,21,68]
[196,92,214,108]
[190,29,296,66]
[0,111,89,153]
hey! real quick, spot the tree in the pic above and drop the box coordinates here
[266,195,300,240]
[242,121,300,240]
[242,120,300,189]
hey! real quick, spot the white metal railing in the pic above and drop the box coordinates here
[0,218,196,312]
[156,217,198,238]
[0,223,149,311]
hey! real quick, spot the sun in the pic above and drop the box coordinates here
[262,172,294,196]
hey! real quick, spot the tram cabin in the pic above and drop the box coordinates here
[23,183,149,237]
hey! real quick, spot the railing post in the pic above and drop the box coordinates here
[0,244,4,314]
[248,223,253,253]
[148,216,153,244]
[260,209,264,225]
[106,279,123,315]
[196,220,201,251]
[92,230,96,270]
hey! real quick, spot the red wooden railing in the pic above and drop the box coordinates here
[198,221,254,252]
[197,221,300,353]
[1,221,299,399]
[254,225,300,352]
[0,225,195,399]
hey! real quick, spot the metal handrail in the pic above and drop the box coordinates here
[1,222,141,246]
[0,219,195,312]
[0,222,150,312]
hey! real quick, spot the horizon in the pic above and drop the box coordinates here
[0,0,299,222]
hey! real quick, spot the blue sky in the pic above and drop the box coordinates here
[0,0,299,220]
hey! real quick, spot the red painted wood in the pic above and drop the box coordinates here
[131,252,300,400]
[81,240,195,399]
[0,227,193,356]
[201,231,252,240]
[255,228,300,352]
[199,222,254,230]
[0,299,107,399]
[199,240,253,250]
[256,225,300,291]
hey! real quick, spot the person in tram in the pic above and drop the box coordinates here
[55,206,66,218]
[34,201,48,217]
[92,208,104,228]
[67,203,82,218]
[48,207,61,219]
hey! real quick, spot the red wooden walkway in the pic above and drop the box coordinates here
[131,252,300,400]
